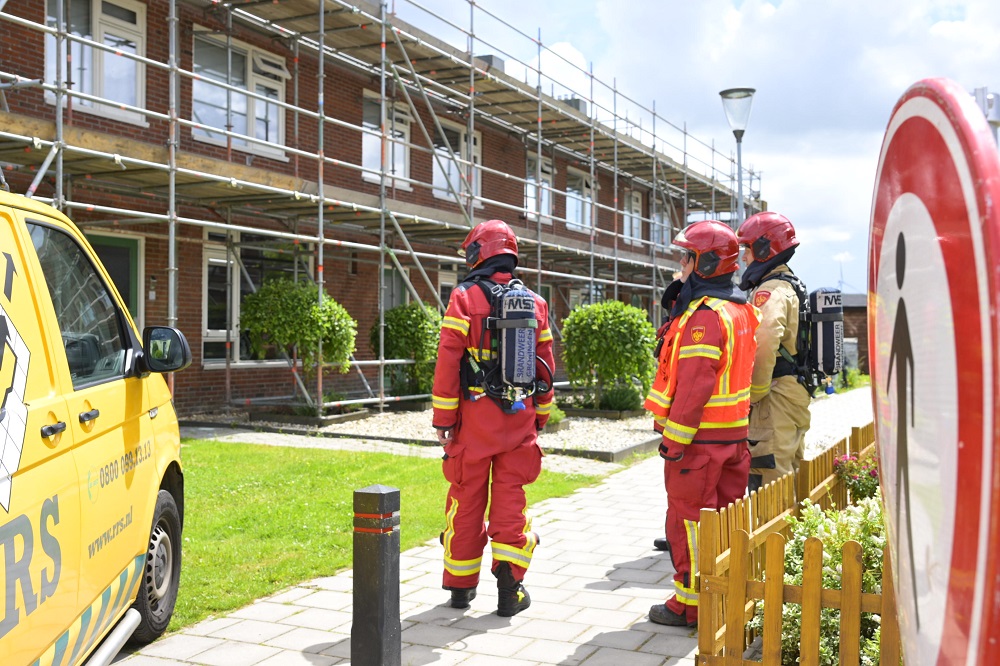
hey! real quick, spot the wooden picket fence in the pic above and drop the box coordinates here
[696,422,901,665]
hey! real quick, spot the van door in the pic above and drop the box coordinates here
[24,219,155,659]
[0,208,78,665]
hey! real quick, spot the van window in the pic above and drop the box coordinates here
[28,222,127,388]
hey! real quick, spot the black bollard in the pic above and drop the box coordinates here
[351,484,401,666]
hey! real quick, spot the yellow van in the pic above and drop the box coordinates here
[0,189,191,665]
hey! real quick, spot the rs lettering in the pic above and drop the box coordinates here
[40,495,61,604]
[0,495,61,640]
[0,514,36,639]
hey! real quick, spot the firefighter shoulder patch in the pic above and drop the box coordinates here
[690,326,706,343]
[753,291,771,308]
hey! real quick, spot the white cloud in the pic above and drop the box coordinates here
[833,252,854,263]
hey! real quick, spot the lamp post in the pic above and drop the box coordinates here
[719,87,756,229]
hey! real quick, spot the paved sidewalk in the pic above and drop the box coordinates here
[117,451,694,666]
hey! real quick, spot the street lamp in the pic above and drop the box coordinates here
[719,87,756,229]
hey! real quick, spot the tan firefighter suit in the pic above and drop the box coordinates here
[746,265,811,489]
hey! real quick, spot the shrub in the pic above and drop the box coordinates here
[599,382,643,411]
[748,494,886,665]
[547,404,566,425]
[369,301,442,395]
[835,367,871,392]
[241,279,357,376]
[561,300,656,408]
[834,453,880,501]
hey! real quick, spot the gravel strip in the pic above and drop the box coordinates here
[184,387,873,473]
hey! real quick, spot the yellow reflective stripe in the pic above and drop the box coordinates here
[469,386,485,394]
[673,518,700,606]
[678,344,722,360]
[444,554,483,576]
[538,329,553,342]
[705,388,750,407]
[467,347,496,361]
[750,383,771,399]
[663,419,696,444]
[700,418,749,429]
[645,388,672,409]
[491,536,538,569]
[653,415,669,428]
[710,298,737,396]
[535,402,552,414]
[443,316,470,335]
[433,395,459,410]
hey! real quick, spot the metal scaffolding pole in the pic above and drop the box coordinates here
[612,81,619,302]
[378,0,388,411]
[588,61,596,303]
[316,0,327,415]
[535,26,543,294]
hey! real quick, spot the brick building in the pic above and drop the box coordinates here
[0,0,762,414]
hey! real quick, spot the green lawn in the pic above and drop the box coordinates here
[171,439,606,630]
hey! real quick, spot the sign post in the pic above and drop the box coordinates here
[870,77,1000,665]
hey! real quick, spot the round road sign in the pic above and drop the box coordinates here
[870,77,1000,665]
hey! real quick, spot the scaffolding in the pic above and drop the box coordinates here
[0,0,762,413]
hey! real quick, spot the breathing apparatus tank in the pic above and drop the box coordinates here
[496,279,538,410]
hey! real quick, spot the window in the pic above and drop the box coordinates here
[438,263,458,305]
[28,222,127,389]
[203,232,312,362]
[623,190,643,245]
[192,32,289,158]
[651,203,672,249]
[565,171,593,232]
[44,0,147,125]
[362,93,411,187]
[382,268,409,311]
[432,122,481,205]
[525,156,553,222]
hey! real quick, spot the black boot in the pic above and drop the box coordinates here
[494,562,531,617]
[653,537,671,553]
[446,586,477,609]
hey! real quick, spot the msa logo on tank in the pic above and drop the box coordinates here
[0,254,30,514]
[501,286,536,386]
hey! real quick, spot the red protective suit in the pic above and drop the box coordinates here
[432,272,555,591]
[644,294,759,623]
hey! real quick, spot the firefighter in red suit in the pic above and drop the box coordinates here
[432,219,555,617]
[644,220,760,627]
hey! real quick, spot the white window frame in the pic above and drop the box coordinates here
[651,202,672,250]
[438,264,458,305]
[623,190,643,245]
[362,91,412,190]
[432,120,482,207]
[44,0,148,126]
[525,155,553,224]
[191,30,289,160]
[202,230,313,365]
[565,169,594,233]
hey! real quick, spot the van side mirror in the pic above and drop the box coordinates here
[142,326,192,373]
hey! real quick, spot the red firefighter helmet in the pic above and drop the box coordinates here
[459,219,519,268]
[737,211,799,262]
[672,220,740,278]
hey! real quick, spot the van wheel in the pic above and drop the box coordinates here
[129,490,181,644]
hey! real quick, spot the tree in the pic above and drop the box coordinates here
[561,300,656,409]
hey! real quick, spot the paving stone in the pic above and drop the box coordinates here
[192,642,282,666]
[256,649,341,666]
[512,638,598,665]
[209,619,295,643]
[136,634,223,660]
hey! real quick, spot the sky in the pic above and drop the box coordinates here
[393,0,1000,295]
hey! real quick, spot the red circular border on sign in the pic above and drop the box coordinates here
[870,78,1000,665]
